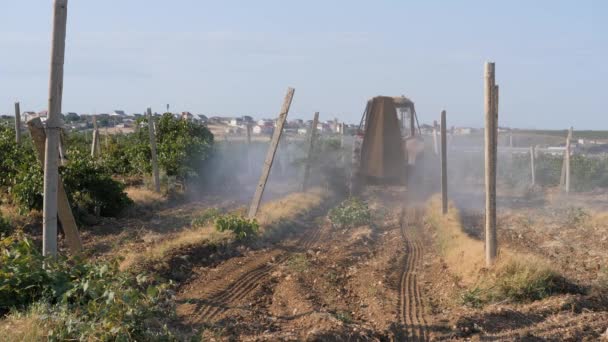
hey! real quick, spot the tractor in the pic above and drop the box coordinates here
[350,96,424,194]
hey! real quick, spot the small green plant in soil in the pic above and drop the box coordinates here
[461,287,484,308]
[328,198,372,228]
[334,310,353,324]
[191,207,222,227]
[287,253,309,273]
[214,214,259,240]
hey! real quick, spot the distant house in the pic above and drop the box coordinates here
[253,124,273,135]
[181,112,194,121]
[229,118,243,127]
[298,128,309,135]
[110,110,127,117]
[257,119,274,127]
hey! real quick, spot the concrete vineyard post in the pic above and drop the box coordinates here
[147,108,161,193]
[484,62,498,266]
[14,102,21,144]
[530,145,536,186]
[43,0,69,257]
[302,111,319,191]
[441,110,448,215]
[28,118,82,254]
[248,87,295,218]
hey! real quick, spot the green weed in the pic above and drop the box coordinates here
[215,214,259,240]
[328,198,372,229]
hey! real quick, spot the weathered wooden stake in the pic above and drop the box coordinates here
[43,0,69,257]
[530,145,536,186]
[91,115,100,157]
[248,87,295,218]
[302,111,320,191]
[441,110,448,215]
[29,118,82,254]
[565,127,573,194]
[14,102,21,144]
[484,62,498,266]
[147,108,161,193]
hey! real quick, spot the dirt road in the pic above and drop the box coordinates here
[173,189,438,340]
[397,208,429,341]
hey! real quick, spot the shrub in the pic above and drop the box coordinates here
[214,214,259,240]
[0,236,175,340]
[130,114,214,182]
[328,198,372,228]
[10,150,132,218]
[191,207,222,227]
[61,150,133,217]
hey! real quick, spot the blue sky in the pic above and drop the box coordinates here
[1,1,606,128]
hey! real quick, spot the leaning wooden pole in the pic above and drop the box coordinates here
[302,111,320,191]
[147,108,161,193]
[484,62,498,266]
[28,118,82,254]
[440,110,448,215]
[43,0,69,257]
[248,87,295,218]
[14,102,21,144]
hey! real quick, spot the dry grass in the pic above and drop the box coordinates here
[125,186,166,208]
[120,188,328,271]
[425,196,565,304]
[0,307,47,342]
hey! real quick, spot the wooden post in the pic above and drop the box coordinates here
[14,102,21,144]
[246,123,253,174]
[340,122,346,164]
[246,123,252,144]
[147,108,161,193]
[441,110,448,215]
[248,87,295,218]
[484,62,497,266]
[91,115,100,157]
[28,118,82,254]
[432,120,439,155]
[302,111,319,191]
[565,127,572,193]
[530,145,536,186]
[43,0,69,257]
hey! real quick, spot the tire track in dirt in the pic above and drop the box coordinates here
[188,217,326,323]
[397,209,429,341]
